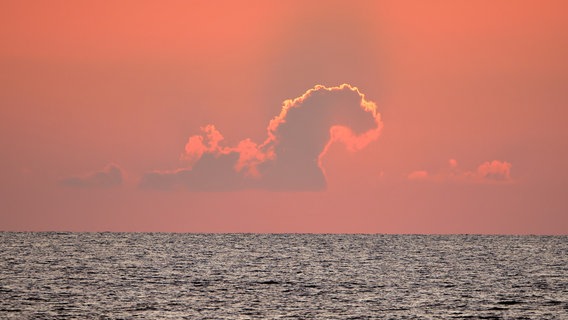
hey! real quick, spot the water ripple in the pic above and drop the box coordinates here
[0,233,566,319]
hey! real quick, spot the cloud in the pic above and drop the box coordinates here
[60,164,123,188]
[407,159,513,184]
[476,160,512,181]
[407,170,429,180]
[141,84,382,191]
[448,158,458,169]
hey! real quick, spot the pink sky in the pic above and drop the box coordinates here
[1,1,567,234]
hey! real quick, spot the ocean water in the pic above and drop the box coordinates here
[0,233,566,319]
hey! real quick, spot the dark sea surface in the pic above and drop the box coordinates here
[0,233,566,319]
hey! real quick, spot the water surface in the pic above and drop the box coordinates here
[1,233,566,319]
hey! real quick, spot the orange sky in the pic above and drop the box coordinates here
[1,1,567,234]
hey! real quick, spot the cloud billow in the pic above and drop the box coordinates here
[141,84,383,191]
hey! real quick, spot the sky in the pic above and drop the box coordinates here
[1,0,567,234]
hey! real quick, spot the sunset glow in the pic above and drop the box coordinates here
[1,1,567,234]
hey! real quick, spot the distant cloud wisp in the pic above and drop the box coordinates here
[60,164,123,188]
[408,159,513,184]
[141,84,383,191]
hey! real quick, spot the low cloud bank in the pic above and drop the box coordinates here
[408,159,513,183]
[60,164,123,188]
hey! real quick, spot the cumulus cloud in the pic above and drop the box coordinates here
[407,159,513,184]
[141,84,382,191]
[60,164,123,188]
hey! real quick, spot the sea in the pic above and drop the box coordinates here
[0,233,566,319]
